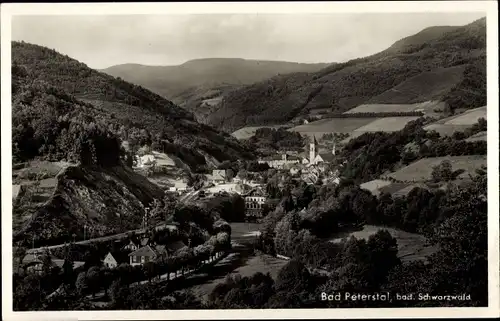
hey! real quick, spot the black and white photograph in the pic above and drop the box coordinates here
[1,1,499,319]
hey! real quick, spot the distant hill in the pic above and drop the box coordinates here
[101,58,330,121]
[206,18,486,132]
[12,41,255,170]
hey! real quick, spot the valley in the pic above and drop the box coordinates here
[9,13,489,312]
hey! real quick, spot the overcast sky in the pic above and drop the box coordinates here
[12,13,485,69]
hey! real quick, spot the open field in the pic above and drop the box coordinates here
[329,225,437,263]
[360,180,412,197]
[344,101,446,114]
[465,131,487,142]
[360,179,393,196]
[424,106,487,136]
[231,125,288,140]
[384,155,487,182]
[353,116,420,132]
[290,118,376,135]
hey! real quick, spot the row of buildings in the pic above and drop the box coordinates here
[19,235,188,274]
[258,136,336,169]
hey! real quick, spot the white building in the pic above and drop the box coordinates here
[136,154,156,168]
[258,153,301,169]
[244,188,267,218]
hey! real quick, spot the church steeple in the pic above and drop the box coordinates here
[309,135,318,164]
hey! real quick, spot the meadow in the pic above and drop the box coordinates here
[384,155,487,182]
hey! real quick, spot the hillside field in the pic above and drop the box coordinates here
[329,225,437,263]
[290,115,420,142]
[384,155,487,182]
[344,100,446,114]
[232,125,288,140]
[424,105,487,136]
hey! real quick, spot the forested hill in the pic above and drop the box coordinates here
[101,58,329,100]
[207,17,486,132]
[11,41,255,170]
[101,59,330,123]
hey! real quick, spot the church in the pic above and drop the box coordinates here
[307,136,336,166]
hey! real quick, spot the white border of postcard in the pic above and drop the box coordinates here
[1,1,499,320]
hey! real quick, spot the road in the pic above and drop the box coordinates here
[26,223,179,254]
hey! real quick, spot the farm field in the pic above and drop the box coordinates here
[384,155,487,182]
[232,125,288,140]
[353,116,420,132]
[329,225,437,263]
[344,100,446,114]
[424,106,487,136]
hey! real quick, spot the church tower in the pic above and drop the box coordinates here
[309,135,318,165]
[332,141,336,155]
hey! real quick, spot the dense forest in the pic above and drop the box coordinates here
[244,127,306,155]
[207,18,486,132]
[11,41,255,169]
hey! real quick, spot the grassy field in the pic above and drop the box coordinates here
[465,131,487,142]
[329,225,437,263]
[353,117,420,132]
[231,125,288,140]
[384,155,487,182]
[424,106,487,136]
[290,118,376,135]
[344,101,445,114]
[360,179,393,196]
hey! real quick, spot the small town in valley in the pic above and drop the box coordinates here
[8,8,490,313]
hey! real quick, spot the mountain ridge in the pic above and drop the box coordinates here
[12,41,256,170]
[206,17,486,132]
[101,58,332,121]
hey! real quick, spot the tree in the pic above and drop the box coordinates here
[274,260,312,294]
[86,266,101,298]
[75,271,88,296]
[431,160,454,182]
[13,246,27,274]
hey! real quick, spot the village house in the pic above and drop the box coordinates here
[209,169,233,184]
[136,154,156,168]
[103,251,129,269]
[19,253,85,275]
[243,188,267,218]
[128,241,186,266]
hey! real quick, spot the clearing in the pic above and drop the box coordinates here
[384,155,487,182]
[329,225,437,263]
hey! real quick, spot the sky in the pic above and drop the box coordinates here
[11,12,485,69]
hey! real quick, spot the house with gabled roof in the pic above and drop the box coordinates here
[103,251,129,269]
[128,241,186,266]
